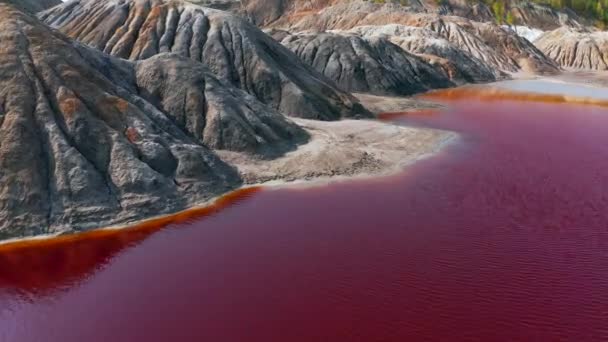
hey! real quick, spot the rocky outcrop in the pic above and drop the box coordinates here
[185,0,241,11]
[257,0,419,32]
[239,0,557,74]
[535,27,608,70]
[345,18,558,75]
[0,2,308,239]
[240,0,492,28]
[470,20,559,74]
[270,30,454,95]
[134,53,306,153]
[240,0,340,27]
[240,0,582,31]
[402,18,557,74]
[508,1,582,30]
[348,24,502,83]
[502,25,544,42]
[39,0,370,120]
[425,18,523,72]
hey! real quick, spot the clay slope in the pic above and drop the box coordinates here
[270,30,454,95]
[0,2,306,239]
[508,1,582,30]
[348,24,501,84]
[535,27,608,70]
[241,0,581,31]
[348,18,557,74]
[39,0,370,120]
[185,0,241,11]
[468,20,559,74]
[425,18,529,73]
[239,0,487,28]
[379,17,557,74]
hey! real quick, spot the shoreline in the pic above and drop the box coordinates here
[0,134,454,251]
[0,118,457,251]
[2,75,606,250]
[0,134,457,251]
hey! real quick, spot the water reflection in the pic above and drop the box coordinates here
[494,79,608,100]
[0,187,260,295]
[2,86,608,341]
[421,85,608,107]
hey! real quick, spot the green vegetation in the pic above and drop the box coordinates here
[478,0,608,26]
[365,0,608,27]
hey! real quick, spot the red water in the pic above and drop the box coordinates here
[1,90,608,341]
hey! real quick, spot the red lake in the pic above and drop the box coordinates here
[1,86,608,341]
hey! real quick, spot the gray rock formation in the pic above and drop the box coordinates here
[347,24,502,83]
[535,27,608,70]
[468,20,560,74]
[270,30,454,95]
[508,1,582,30]
[0,1,307,239]
[424,18,523,73]
[392,17,558,74]
[39,0,370,120]
[238,0,557,75]
[185,0,241,11]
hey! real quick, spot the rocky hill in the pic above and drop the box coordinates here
[239,0,581,30]
[0,1,308,239]
[269,30,455,95]
[536,27,608,70]
[185,0,241,11]
[346,24,503,83]
[236,0,558,75]
[40,0,370,120]
[506,1,582,30]
[188,0,601,73]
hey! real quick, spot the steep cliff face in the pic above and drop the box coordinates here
[270,30,454,96]
[0,2,308,239]
[536,27,608,70]
[40,0,370,120]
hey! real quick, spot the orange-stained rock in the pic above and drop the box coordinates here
[0,2,307,240]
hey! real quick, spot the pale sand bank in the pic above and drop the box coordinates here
[218,118,457,185]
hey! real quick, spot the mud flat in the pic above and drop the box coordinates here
[217,79,456,187]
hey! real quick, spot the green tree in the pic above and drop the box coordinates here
[492,1,506,23]
[506,10,515,25]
